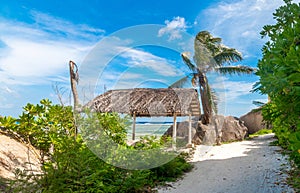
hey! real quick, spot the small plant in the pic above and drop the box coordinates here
[248,129,273,138]
[288,165,300,192]
[151,153,193,182]
[0,177,9,193]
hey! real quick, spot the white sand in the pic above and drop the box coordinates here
[0,134,41,179]
[159,134,295,193]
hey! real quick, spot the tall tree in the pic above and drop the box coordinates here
[171,31,254,124]
[253,0,300,160]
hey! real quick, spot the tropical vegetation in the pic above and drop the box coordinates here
[248,129,273,139]
[0,100,192,192]
[1,0,300,191]
[171,31,254,124]
[254,0,300,189]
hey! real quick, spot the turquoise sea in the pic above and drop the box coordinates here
[126,122,172,140]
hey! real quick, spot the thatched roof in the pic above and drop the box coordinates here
[86,88,200,117]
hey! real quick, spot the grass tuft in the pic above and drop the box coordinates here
[248,129,273,139]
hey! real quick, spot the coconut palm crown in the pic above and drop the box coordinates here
[170,31,255,125]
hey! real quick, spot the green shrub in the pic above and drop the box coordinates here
[254,0,300,190]
[151,153,193,181]
[0,99,192,192]
[254,0,300,164]
[248,129,273,138]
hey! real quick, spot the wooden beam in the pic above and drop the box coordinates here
[172,113,177,150]
[132,112,136,141]
[188,113,192,145]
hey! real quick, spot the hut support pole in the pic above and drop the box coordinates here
[132,113,136,141]
[172,113,177,150]
[188,113,192,145]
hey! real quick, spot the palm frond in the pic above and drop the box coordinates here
[251,81,262,93]
[193,43,215,70]
[209,37,222,44]
[214,49,243,65]
[181,52,196,72]
[196,31,221,43]
[252,101,265,107]
[195,31,212,43]
[207,83,218,114]
[216,65,256,75]
[169,75,191,88]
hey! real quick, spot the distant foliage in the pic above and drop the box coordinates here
[248,129,273,138]
[0,99,192,192]
[254,0,300,166]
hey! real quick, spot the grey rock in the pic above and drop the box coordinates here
[240,109,267,134]
[220,116,248,143]
[163,115,248,145]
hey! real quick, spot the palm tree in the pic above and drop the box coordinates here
[171,31,254,125]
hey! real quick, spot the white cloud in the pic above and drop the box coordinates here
[118,73,143,80]
[223,81,254,101]
[119,48,181,77]
[208,76,268,116]
[3,86,18,96]
[158,16,188,40]
[0,11,106,116]
[94,71,140,92]
[195,0,287,57]
[0,38,83,77]
[0,12,105,86]
[211,77,254,102]
[90,47,182,94]
[0,85,19,109]
[30,11,105,41]
[77,40,183,102]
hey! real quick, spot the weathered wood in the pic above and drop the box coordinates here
[172,113,177,150]
[69,61,79,110]
[188,113,192,145]
[69,60,79,137]
[132,112,136,140]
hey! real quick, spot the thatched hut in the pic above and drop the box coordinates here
[86,88,201,145]
[87,88,200,117]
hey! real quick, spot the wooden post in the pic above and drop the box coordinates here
[69,60,79,137]
[188,113,192,145]
[172,113,177,150]
[69,61,79,110]
[132,112,136,141]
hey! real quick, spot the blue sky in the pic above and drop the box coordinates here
[0,0,294,117]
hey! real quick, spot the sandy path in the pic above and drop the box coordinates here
[159,134,294,193]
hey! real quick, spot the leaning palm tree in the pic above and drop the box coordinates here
[171,31,254,125]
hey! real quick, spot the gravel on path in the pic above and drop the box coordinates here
[159,134,294,193]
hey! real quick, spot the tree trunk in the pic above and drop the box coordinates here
[198,72,212,125]
[69,61,79,110]
[69,61,79,137]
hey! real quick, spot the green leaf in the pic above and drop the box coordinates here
[287,73,300,83]
[169,75,192,88]
[216,65,255,75]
